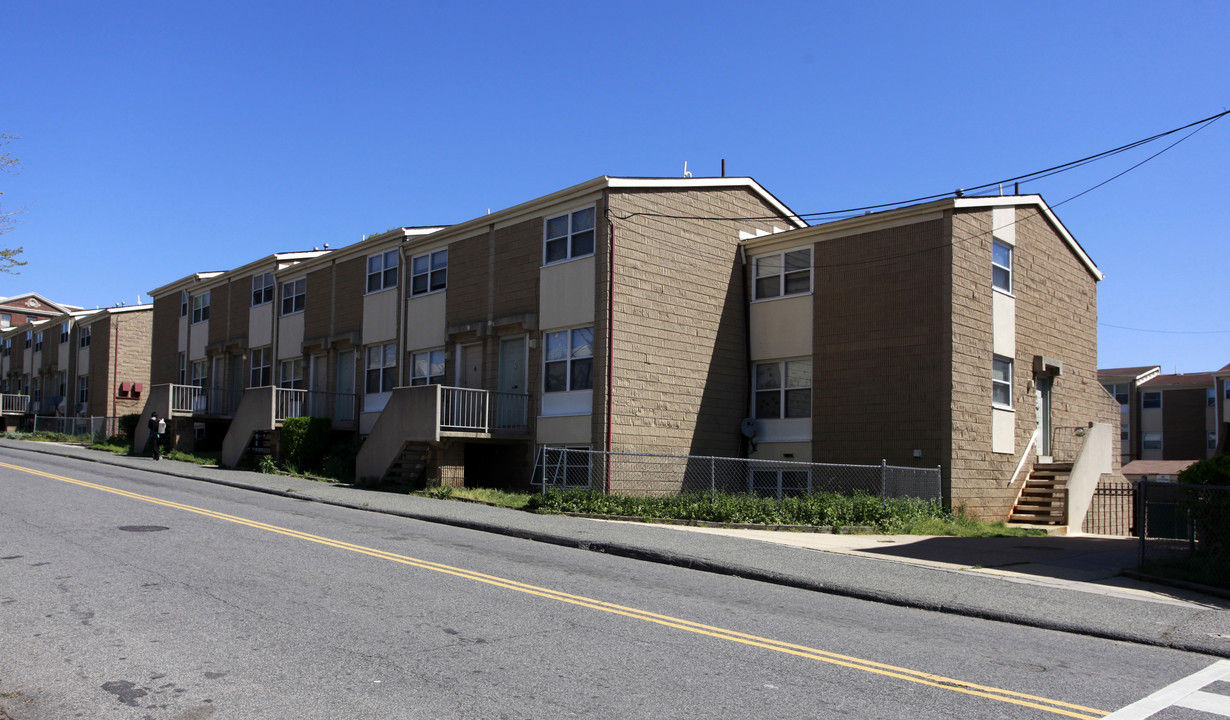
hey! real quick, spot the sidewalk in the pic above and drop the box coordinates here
[3,439,1229,658]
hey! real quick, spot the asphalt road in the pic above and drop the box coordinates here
[0,452,1223,719]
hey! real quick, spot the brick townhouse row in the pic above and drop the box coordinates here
[0,294,152,423]
[8,176,1124,523]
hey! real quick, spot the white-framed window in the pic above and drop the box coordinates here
[252,272,275,306]
[34,332,43,352]
[544,207,596,265]
[249,347,272,387]
[281,278,306,315]
[177,352,186,384]
[60,322,69,343]
[367,250,399,293]
[191,359,208,388]
[1209,432,1217,450]
[56,371,66,398]
[992,355,1013,408]
[180,290,189,318]
[754,359,812,419]
[1143,432,1162,451]
[1,338,9,357]
[537,446,592,488]
[753,248,812,300]
[365,343,397,395]
[0,313,9,327]
[1142,391,1161,410]
[410,249,447,296]
[79,325,91,348]
[410,349,445,386]
[31,377,40,403]
[992,240,1013,293]
[750,468,811,499]
[279,358,305,389]
[1102,382,1128,406]
[544,326,594,393]
[1120,427,1129,443]
[1225,383,1230,401]
[25,331,31,348]
[1207,389,1216,407]
[77,375,88,405]
[191,293,210,324]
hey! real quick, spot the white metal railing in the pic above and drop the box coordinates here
[1,394,30,414]
[170,385,243,416]
[439,387,529,432]
[271,388,356,424]
[275,388,308,421]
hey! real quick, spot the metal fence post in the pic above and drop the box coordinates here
[710,456,716,501]
[1137,480,1148,567]
[880,459,887,503]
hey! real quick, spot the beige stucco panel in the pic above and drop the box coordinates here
[77,346,89,374]
[536,414,592,445]
[992,407,1015,454]
[405,291,447,351]
[178,315,188,353]
[540,256,596,330]
[750,442,812,463]
[249,304,273,347]
[1141,409,1163,433]
[750,295,812,362]
[992,207,1016,245]
[362,288,398,345]
[992,291,1015,358]
[189,320,207,361]
[278,313,305,359]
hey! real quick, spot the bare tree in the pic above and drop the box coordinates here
[0,133,26,274]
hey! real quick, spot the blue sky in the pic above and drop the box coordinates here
[2,0,1227,374]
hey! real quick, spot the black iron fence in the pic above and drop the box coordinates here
[1081,479,1135,536]
[1137,480,1229,589]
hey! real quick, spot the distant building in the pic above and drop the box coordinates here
[1098,365,1161,464]
[0,293,81,330]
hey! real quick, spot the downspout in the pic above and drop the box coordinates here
[604,205,615,494]
[113,316,120,419]
[739,243,752,457]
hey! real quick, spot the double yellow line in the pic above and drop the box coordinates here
[2,460,1109,718]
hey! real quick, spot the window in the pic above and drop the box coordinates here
[77,375,88,405]
[180,290,189,318]
[544,327,594,393]
[367,250,399,293]
[751,469,811,499]
[252,272,275,306]
[60,323,69,343]
[1142,391,1161,409]
[191,359,208,388]
[56,371,66,398]
[992,240,1013,292]
[753,249,812,300]
[544,207,595,264]
[365,343,397,395]
[410,249,447,296]
[1208,389,1216,408]
[1120,427,1129,443]
[279,358,305,389]
[25,331,31,349]
[754,359,812,419]
[177,353,186,384]
[79,325,91,348]
[191,293,210,324]
[1225,384,1230,401]
[31,377,40,403]
[34,332,43,352]
[249,347,271,387]
[1,339,8,357]
[281,278,306,315]
[1209,432,1218,451]
[992,356,1013,408]
[1143,432,1162,451]
[1,313,9,327]
[410,349,445,385]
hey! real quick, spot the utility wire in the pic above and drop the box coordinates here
[1098,323,1230,335]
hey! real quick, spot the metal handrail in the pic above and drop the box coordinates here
[439,387,529,432]
[0,394,30,414]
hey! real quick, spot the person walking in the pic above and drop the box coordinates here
[147,412,164,460]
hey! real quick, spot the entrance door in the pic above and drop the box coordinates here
[228,355,243,414]
[335,349,355,423]
[1036,375,1053,459]
[310,354,327,416]
[497,336,527,428]
[460,344,483,389]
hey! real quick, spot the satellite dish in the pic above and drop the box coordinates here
[740,418,759,439]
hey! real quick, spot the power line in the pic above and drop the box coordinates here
[1099,323,1230,335]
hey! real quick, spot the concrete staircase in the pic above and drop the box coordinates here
[1009,463,1072,526]
[380,442,432,488]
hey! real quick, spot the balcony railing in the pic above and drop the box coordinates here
[1051,426,1088,464]
[440,387,529,432]
[170,385,244,417]
[1,394,30,414]
[275,388,358,425]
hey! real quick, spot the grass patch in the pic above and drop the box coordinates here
[163,449,221,466]
[417,486,537,509]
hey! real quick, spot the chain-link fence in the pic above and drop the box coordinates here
[1137,480,1229,590]
[16,416,120,444]
[1081,478,1135,536]
[535,447,943,501]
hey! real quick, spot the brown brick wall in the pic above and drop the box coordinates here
[230,277,250,346]
[333,257,366,339]
[208,282,230,348]
[1161,388,1209,460]
[810,217,953,471]
[446,230,494,330]
[151,294,180,385]
[305,264,335,343]
[949,206,1119,519]
[604,187,796,462]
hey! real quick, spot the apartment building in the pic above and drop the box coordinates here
[0,305,152,427]
[742,195,1121,521]
[0,293,81,331]
[1099,365,1162,464]
[1136,371,1221,461]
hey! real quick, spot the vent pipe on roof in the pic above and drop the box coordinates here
[721,159,726,177]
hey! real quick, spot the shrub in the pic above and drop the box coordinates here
[118,414,141,445]
[1177,454,1230,558]
[280,417,332,472]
